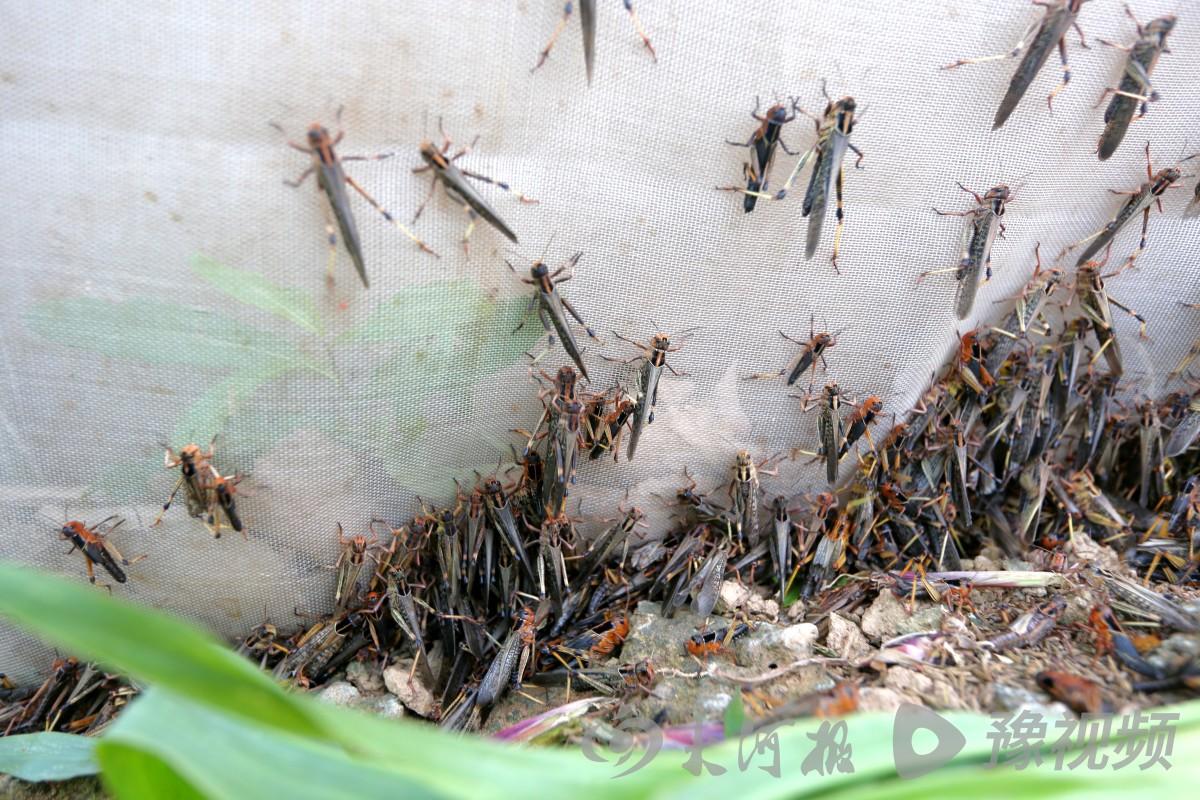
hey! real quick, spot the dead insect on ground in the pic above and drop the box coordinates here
[1035,670,1113,713]
[685,622,749,660]
[982,595,1066,651]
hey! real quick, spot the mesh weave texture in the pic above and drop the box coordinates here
[0,0,1197,680]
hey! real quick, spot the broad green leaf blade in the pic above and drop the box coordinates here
[658,710,960,800]
[668,703,1200,799]
[98,689,444,800]
[724,691,746,739]
[0,563,333,745]
[831,763,1166,800]
[827,708,1200,800]
[170,359,298,446]
[467,292,542,375]
[356,282,540,468]
[308,701,682,800]
[192,255,323,335]
[339,281,484,344]
[98,742,206,800]
[0,732,98,781]
[25,298,301,368]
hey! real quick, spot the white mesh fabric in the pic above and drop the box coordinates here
[1,0,1198,680]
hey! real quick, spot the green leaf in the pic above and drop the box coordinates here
[83,458,163,504]
[169,359,299,446]
[359,282,538,435]
[307,700,679,799]
[98,690,443,800]
[339,280,484,344]
[25,298,300,368]
[97,741,206,800]
[463,290,542,375]
[0,563,335,746]
[192,255,323,336]
[6,560,1200,799]
[723,691,746,739]
[822,713,1200,800]
[0,732,98,781]
[216,405,312,467]
[338,280,539,477]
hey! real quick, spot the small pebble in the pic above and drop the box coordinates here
[317,681,361,708]
[346,660,384,693]
[827,613,871,661]
[384,661,436,717]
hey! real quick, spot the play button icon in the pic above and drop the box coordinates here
[893,703,967,779]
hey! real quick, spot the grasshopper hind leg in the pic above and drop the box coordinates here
[461,207,479,256]
[1045,37,1072,112]
[828,162,846,275]
[622,1,657,62]
[532,2,575,73]
[320,198,339,290]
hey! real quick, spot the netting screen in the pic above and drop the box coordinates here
[1,0,1197,679]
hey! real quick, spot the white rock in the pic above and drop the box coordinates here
[372,695,406,720]
[719,580,752,612]
[883,666,933,696]
[861,590,906,640]
[701,692,732,714]
[860,590,941,640]
[717,580,780,618]
[786,599,807,621]
[754,597,780,618]
[884,666,965,709]
[346,660,384,693]
[1066,532,1124,575]
[780,623,819,656]
[317,681,361,707]
[383,661,436,717]
[827,613,871,661]
[858,687,907,713]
